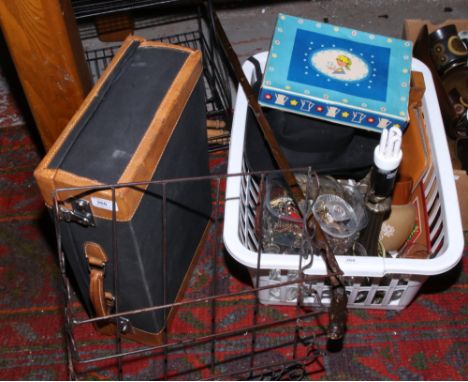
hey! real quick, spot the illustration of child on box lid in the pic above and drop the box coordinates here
[328,54,352,75]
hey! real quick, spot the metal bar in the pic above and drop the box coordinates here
[53,195,78,379]
[73,278,306,326]
[210,177,222,374]
[204,1,232,120]
[296,170,318,359]
[73,310,324,365]
[55,166,322,195]
[293,244,305,361]
[293,172,317,360]
[162,182,169,379]
[111,186,123,380]
[201,4,219,110]
[73,0,195,20]
[211,12,305,207]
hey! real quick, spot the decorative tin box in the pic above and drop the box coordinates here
[259,14,413,132]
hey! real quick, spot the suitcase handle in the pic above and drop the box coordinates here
[85,242,116,335]
[85,242,165,345]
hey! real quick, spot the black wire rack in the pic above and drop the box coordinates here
[77,6,201,40]
[54,169,329,380]
[71,0,199,20]
[83,3,232,151]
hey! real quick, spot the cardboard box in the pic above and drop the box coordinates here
[404,19,468,232]
[454,169,468,231]
[259,14,413,133]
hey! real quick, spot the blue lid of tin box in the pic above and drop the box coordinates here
[259,14,413,133]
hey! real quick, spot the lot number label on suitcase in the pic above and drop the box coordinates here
[91,197,119,211]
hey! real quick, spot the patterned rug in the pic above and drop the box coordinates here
[0,123,466,380]
[0,62,25,129]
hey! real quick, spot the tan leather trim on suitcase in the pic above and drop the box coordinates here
[85,221,211,346]
[34,35,144,208]
[34,36,203,223]
[35,35,143,179]
[139,40,196,54]
[117,49,203,221]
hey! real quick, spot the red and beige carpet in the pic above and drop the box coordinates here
[0,67,467,380]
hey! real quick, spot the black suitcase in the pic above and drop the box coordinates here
[34,36,212,345]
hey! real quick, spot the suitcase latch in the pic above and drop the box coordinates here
[59,199,96,227]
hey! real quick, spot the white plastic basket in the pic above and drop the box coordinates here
[223,52,464,310]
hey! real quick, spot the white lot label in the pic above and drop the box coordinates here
[91,197,118,211]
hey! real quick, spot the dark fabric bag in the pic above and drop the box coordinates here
[34,37,211,345]
[244,57,380,180]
